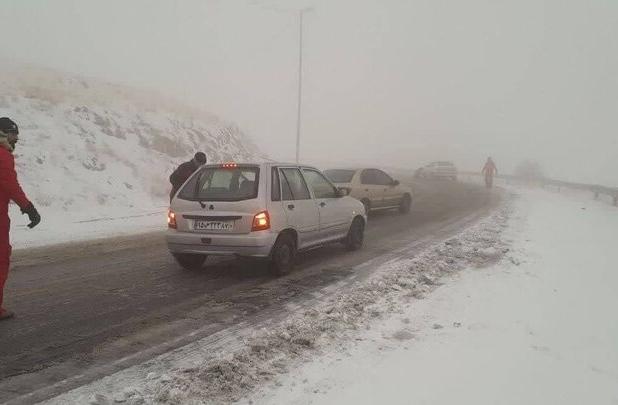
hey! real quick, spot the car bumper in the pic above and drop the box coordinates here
[166,229,277,258]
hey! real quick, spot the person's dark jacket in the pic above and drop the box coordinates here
[169,160,200,200]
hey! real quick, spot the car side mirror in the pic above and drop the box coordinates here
[337,187,349,197]
[392,180,400,186]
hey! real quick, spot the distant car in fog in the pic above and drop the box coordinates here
[324,168,413,215]
[415,161,457,181]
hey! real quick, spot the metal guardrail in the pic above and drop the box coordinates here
[459,171,618,207]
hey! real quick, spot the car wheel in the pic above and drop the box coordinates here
[399,194,412,214]
[361,199,371,216]
[173,253,207,270]
[270,234,296,276]
[345,217,365,251]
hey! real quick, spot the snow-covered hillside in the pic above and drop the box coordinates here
[0,65,262,246]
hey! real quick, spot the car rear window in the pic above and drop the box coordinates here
[178,166,260,202]
[324,169,356,183]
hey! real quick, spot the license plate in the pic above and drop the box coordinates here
[194,220,233,231]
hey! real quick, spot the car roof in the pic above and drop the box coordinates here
[426,161,454,165]
[324,168,360,172]
[325,167,396,173]
[201,162,313,168]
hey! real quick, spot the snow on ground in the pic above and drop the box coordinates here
[247,187,618,405]
[0,64,260,248]
[8,203,167,248]
[43,192,513,404]
[36,186,617,405]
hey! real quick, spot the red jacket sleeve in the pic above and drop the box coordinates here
[0,149,31,210]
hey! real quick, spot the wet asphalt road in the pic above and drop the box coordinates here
[0,180,499,404]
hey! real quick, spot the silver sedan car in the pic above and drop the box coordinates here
[324,168,414,215]
[167,162,367,274]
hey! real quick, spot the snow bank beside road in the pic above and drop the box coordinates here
[9,204,166,249]
[0,64,260,249]
[251,188,618,405]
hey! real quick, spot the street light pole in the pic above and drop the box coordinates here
[295,8,310,163]
[253,3,311,163]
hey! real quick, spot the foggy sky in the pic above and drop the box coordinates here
[1,0,616,186]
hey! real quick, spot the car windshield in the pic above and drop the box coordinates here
[178,166,259,201]
[324,169,356,183]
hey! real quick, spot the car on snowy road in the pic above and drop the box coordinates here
[167,163,367,274]
[415,161,458,181]
[324,168,413,215]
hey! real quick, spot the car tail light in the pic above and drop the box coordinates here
[168,209,177,229]
[251,211,270,232]
[222,162,238,169]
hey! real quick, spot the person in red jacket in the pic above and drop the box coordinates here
[482,157,498,188]
[0,117,41,321]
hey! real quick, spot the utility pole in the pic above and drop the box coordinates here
[295,8,312,163]
[252,3,312,163]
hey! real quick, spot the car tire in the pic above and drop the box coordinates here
[345,217,365,251]
[173,253,207,270]
[399,194,412,214]
[270,234,296,276]
[361,199,371,216]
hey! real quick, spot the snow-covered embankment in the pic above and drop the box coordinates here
[251,187,618,405]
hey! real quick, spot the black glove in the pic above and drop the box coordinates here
[21,203,41,229]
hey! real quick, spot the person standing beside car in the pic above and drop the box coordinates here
[0,117,41,321]
[169,152,207,202]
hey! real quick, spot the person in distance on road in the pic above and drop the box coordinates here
[0,117,41,321]
[482,157,498,188]
[169,152,207,202]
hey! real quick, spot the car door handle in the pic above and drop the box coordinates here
[287,204,295,210]
[320,202,326,207]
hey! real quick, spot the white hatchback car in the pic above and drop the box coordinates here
[167,163,367,274]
